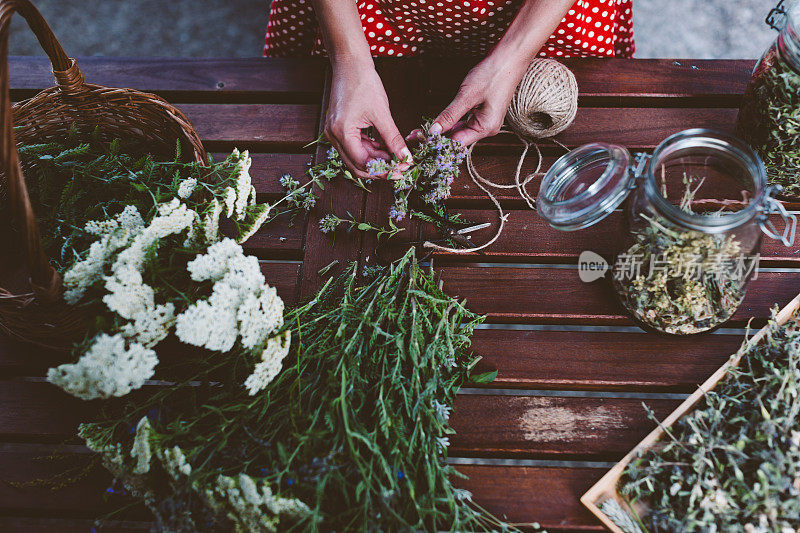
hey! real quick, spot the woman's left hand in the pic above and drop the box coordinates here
[426,52,528,146]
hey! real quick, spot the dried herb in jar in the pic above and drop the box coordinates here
[737,46,800,197]
[612,178,750,335]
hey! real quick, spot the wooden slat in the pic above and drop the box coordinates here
[0,442,603,531]
[0,382,90,438]
[422,210,800,264]
[422,58,752,100]
[0,443,145,518]
[429,108,738,150]
[436,266,800,324]
[298,71,370,298]
[9,57,325,99]
[0,518,149,533]
[0,381,675,460]
[447,153,561,205]
[262,262,301,307]
[236,214,305,258]
[177,104,318,148]
[455,464,604,530]
[447,153,800,212]
[449,395,678,459]
[471,328,742,392]
[0,326,743,393]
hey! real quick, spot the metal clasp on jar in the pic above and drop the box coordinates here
[759,185,797,246]
[767,0,790,31]
[626,153,650,189]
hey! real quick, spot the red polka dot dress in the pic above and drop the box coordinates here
[264,0,634,58]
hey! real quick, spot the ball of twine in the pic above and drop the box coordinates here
[506,58,578,139]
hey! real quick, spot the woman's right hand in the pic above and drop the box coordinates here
[325,60,412,179]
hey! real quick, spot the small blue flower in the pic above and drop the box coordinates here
[287,478,295,486]
[367,158,390,177]
[106,487,115,494]
[326,147,338,160]
[397,470,405,480]
[388,205,406,222]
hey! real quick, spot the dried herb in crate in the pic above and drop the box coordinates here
[615,310,800,532]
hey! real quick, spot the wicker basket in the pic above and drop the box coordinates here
[0,0,206,351]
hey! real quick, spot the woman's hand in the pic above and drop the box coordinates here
[428,52,528,147]
[427,0,576,146]
[325,60,412,178]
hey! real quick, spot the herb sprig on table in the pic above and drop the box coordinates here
[304,121,469,242]
[613,309,800,532]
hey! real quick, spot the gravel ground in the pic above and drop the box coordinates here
[6,0,780,58]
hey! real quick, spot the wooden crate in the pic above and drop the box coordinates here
[581,291,800,532]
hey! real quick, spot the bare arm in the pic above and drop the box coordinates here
[312,0,411,177]
[429,0,576,146]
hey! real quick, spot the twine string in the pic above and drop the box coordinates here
[423,59,578,254]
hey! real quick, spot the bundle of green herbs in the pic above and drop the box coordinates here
[737,45,800,197]
[612,177,750,335]
[17,132,341,403]
[79,248,511,532]
[607,309,800,533]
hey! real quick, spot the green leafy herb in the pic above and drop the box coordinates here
[318,212,404,240]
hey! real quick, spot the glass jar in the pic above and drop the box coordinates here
[537,129,796,335]
[737,2,800,197]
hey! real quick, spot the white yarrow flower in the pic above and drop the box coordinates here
[161,445,192,480]
[244,331,291,395]
[131,417,153,474]
[186,238,242,282]
[232,149,253,221]
[178,238,283,355]
[177,178,198,199]
[204,197,223,243]
[223,187,237,217]
[64,207,145,304]
[237,287,284,349]
[47,334,157,400]
[120,303,176,348]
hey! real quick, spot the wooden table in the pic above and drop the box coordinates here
[3,57,800,532]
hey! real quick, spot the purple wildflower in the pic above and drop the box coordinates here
[367,158,390,176]
[389,205,406,222]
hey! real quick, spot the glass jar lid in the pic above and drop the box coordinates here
[537,143,633,231]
